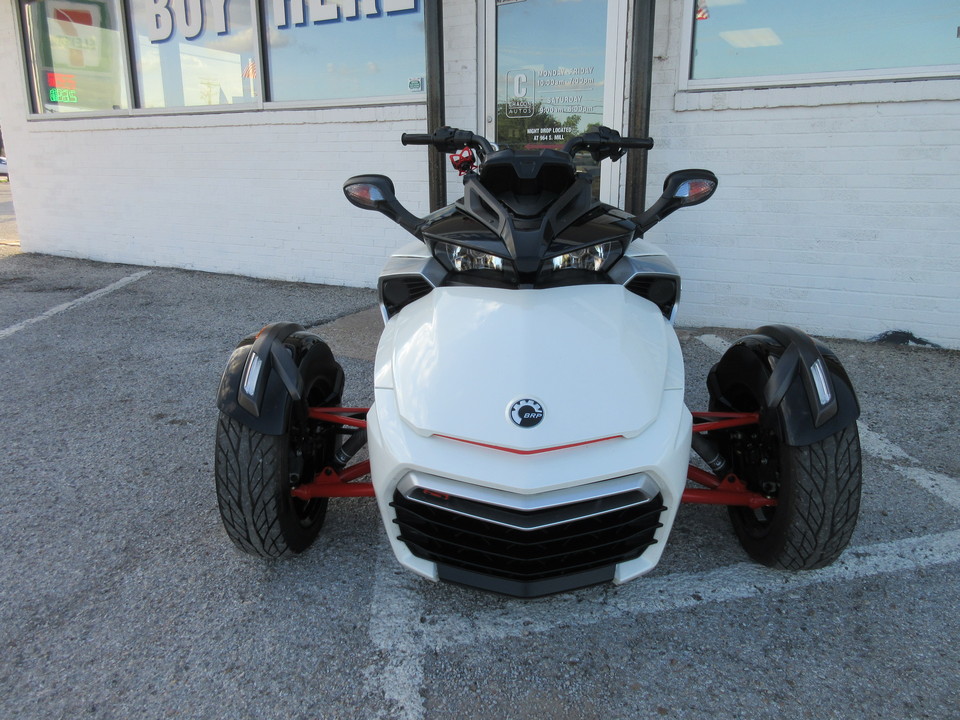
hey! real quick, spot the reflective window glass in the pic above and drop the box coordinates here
[495,0,607,148]
[127,0,258,108]
[21,0,131,114]
[691,0,960,82]
[495,0,609,197]
[263,0,425,103]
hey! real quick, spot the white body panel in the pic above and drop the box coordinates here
[375,285,682,448]
[367,284,692,585]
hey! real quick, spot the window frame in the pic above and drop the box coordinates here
[678,0,960,93]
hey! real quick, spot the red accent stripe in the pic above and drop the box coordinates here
[432,433,621,455]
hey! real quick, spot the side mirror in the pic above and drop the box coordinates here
[634,169,718,234]
[343,174,397,210]
[662,169,717,207]
[343,174,422,237]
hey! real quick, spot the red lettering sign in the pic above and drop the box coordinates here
[47,72,77,90]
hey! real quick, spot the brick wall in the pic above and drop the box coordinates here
[441,0,480,133]
[642,0,960,347]
[15,107,431,286]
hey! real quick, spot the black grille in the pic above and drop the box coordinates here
[380,275,434,317]
[390,487,665,585]
[625,276,678,319]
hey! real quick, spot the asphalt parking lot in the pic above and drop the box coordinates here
[1,243,958,720]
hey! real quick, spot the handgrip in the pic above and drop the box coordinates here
[561,126,653,161]
[401,127,495,156]
[618,137,655,150]
[401,133,434,146]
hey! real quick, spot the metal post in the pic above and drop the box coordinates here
[424,0,447,211]
[625,0,656,215]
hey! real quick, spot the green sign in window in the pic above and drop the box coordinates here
[22,0,130,114]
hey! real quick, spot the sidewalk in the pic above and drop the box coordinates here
[0,180,20,246]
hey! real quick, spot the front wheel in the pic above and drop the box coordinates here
[214,334,343,558]
[725,422,862,570]
[707,332,862,570]
[215,414,331,557]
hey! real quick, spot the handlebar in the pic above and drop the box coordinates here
[618,137,656,149]
[563,127,653,161]
[401,126,652,163]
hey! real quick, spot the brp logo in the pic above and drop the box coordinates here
[510,399,544,428]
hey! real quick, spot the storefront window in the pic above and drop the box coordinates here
[127,0,258,108]
[20,0,430,114]
[263,0,425,103]
[21,0,131,114]
[690,0,960,83]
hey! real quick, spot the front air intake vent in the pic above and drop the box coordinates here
[380,275,434,318]
[625,276,678,320]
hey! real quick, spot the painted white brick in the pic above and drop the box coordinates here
[643,1,960,347]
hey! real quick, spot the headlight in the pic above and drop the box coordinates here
[434,241,505,272]
[550,241,622,272]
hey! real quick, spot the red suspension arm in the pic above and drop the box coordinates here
[683,411,776,508]
[691,411,760,432]
[292,408,375,499]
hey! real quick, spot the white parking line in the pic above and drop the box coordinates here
[424,529,960,648]
[366,548,426,720]
[0,270,151,340]
[897,467,960,510]
[696,333,732,354]
[858,421,916,463]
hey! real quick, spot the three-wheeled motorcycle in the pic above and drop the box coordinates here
[214,127,861,597]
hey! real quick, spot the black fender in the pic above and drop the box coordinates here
[707,325,860,446]
[216,322,344,436]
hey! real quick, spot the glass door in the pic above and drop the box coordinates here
[483,0,628,202]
